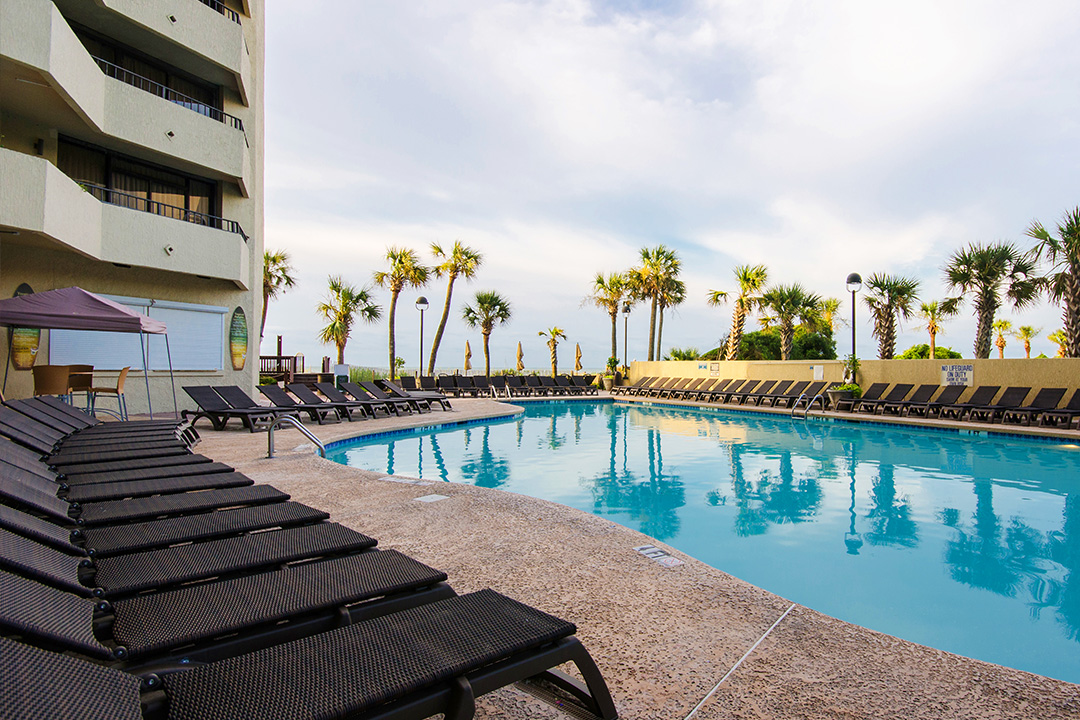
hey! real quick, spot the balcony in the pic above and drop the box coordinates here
[196,0,241,24]
[79,183,249,243]
[0,149,250,289]
[92,56,246,137]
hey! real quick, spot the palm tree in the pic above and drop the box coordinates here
[1014,325,1041,359]
[1027,207,1080,358]
[943,242,1039,359]
[427,241,483,374]
[261,249,296,341]
[664,347,699,361]
[917,300,960,360]
[759,284,822,360]
[707,264,769,361]
[586,272,628,361]
[863,273,920,360]
[461,291,512,378]
[820,297,842,333]
[538,326,567,376]
[316,276,381,364]
[654,276,686,361]
[627,246,680,361]
[992,319,1012,358]
[373,247,430,380]
[1048,329,1068,357]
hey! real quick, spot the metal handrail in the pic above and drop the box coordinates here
[78,183,249,243]
[91,56,245,132]
[791,393,825,419]
[196,0,241,24]
[267,416,326,458]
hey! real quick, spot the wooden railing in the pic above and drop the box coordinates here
[259,355,296,383]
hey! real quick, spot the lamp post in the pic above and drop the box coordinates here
[845,273,862,380]
[415,296,429,375]
[621,302,631,373]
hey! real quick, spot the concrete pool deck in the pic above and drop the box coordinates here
[193,396,1080,719]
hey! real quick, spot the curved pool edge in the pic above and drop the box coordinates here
[196,397,1080,718]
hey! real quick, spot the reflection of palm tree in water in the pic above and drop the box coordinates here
[942,480,1041,597]
[459,425,511,488]
[584,418,684,540]
[429,435,449,482]
[386,441,395,476]
[864,464,919,548]
[728,446,823,535]
[1028,494,1080,640]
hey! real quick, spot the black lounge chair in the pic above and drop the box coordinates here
[360,381,426,413]
[305,383,379,419]
[452,376,480,398]
[789,381,830,410]
[572,375,599,395]
[611,376,650,395]
[657,378,691,398]
[745,380,795,406]
[855,383,914,414]
[730,380,775,405]
[0,548,451,669]
[760,380,808,407]
[555,376,583,395]
[1,588,618,720]
[696,379,740,403]
[504,376,531,396]
[937,386,1001,421]
[0,408,187,458]
[0,521,375,600]
[341,381,408,416]
[436,375,459,396]
[904,384,966,418]
[182,386,293,433]
[691,379,729,402]
[419,375,442,393]
[711,379,759,404]
[489,375,510,397]
[525,375,549,396]
[835,382,888,412]
[1000,387,1068,426]
[473,376,496,397]
[667,378,705,400]
[381,379,452,410]
[1039,389,1080,428]
[965,386,1031,423]
[4,398,198,448]
[540,376,566,395]
[258,384,340,424]
[880,384,938,416]
[631,377,666,396]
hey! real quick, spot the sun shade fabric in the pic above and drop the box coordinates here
[0,287,166,333]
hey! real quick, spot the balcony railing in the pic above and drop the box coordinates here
[196,0,240,24]
[79,183,249,243]
[92,56,245,133]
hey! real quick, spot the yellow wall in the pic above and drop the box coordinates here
[627,358,1080,408]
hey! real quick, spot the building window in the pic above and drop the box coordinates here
[49,296,228,371]
[58,137,220,220]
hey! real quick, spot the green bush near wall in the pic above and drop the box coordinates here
[897,344,963,359]
[737,327,837,361]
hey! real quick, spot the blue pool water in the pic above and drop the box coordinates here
[326,401,1080,684]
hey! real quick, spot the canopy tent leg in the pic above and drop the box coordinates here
[165,333,178,419]
[140,331,153,420]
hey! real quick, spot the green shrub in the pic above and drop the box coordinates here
[258,375,278,385]
[737,327,837,360]
[897,344,962,359]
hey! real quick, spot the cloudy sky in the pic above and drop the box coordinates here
[261,0,1080,372]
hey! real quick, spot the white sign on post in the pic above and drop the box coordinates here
[941,364,974,386]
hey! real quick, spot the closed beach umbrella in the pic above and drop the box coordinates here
[464,341,472,373]
[574,343,583,372]
[516,341,524,371]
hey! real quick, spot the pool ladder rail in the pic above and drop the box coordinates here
[267,415,326,458]
[790,392,826,419]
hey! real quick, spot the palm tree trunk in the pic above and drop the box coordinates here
[656,307,664,360]
[609,309,618,360]
[726,308,744,361]
[483,330,491,378]
[388,291,399,380]
[780,320,794,360]
[975,309,994,359]
[1065,269,1080,358]
[337,342,345,365]
[260,290,269,341]
[929,330,937,360]
[1024,340,1031,359]
[427,274,456,375]
[881,317,896,360]
[549,340,558,377]
[647,296,658,361]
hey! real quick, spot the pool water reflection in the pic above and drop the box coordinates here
[327,402,1080,684]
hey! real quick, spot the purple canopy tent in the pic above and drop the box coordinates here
[0,287,178,418]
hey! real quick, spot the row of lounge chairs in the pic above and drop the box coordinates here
[613,376,1080,428]
[0,395,618,719]
[614,377,830,409]
[407,374,598,398]
[836,383,1080,426]
[182,380,451,433]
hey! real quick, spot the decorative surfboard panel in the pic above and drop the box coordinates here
[10,283,40,370]
[229,306,247,371]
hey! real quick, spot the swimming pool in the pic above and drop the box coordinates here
[326,400,1080,684]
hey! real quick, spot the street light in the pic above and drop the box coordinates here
[415,296,429,375]
[845,273,862,378]
[621,302,631,373]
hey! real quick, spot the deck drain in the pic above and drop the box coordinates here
[414,494,450,503]
[634,544,684,568]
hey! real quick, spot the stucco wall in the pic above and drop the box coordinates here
[628,358,1080,408]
